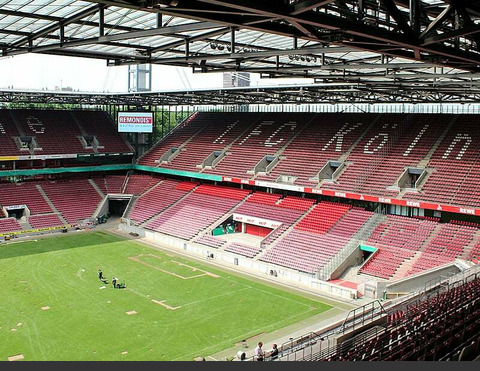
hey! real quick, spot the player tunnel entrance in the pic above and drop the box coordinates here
[95,195,131,223]
[109,199,129,217]
[3,204,30,220]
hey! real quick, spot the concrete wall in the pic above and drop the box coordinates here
[94,197,109,219]
[330,247,363,280]
[386,263,461,294]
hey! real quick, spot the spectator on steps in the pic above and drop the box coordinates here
[255,342,264,361]
[269,344,279,360]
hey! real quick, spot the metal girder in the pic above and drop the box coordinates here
[11,4,104,49]
[2,84,480,106]
[4,20,223,56]
[93,21,222,42]
[1,0,480,103]
[90,0,480,71]
[0,8,142,33]
[380,0,414,36]
[149,46,356,63]
[419,5,454,39]
[423,25,480,46]
[290,1,337,15]
[7,0,472,73]
[447,0,480,48]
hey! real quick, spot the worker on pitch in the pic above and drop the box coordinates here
[98,269,108,284]
[112,277,126,289]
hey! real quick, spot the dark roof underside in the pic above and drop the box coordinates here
[1,0,480,103]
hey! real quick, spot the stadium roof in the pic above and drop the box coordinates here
[1,1,480,103]
[2,82,480,105]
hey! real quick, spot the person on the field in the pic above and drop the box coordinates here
[112,277,117,288]
[98,269,103,280]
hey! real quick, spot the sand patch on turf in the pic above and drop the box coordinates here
[129,255,220,279]
[172,261,220,278]
[41,306,50,311]
[8,354,24,361]
[126,311,137,315]
[151,299,181,311]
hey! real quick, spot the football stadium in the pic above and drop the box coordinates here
[1,0,480,362]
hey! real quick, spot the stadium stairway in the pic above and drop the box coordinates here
[460,229,480,260]
[389,224,440,279]
[88,178,107,198]
[252,114,316,180]
[135,112,200,167]
[191,208,240,243]
[337,114,382,163]
[416,115,458,169]
[122,173,171,218]
[151,114,214,168]
[138,183,199,227]
[192,190,265,244]
[197,115,263,174]
[69,111,86,133]
[164,131,205,167]
[418,223,444,252]
[18,219,32,231]
[253,202,317,261]
[7,110,26,137]
[395,115,460,200]
[318,209,381,281]
[120,175,129,194]
[92,196,109,219]
[35,184,68,225]
[337,114,415,195]
[189,191,251,241]
[122,195,138,219]
[390,251,423,280]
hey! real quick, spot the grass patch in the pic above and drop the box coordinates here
[0,231,333,361]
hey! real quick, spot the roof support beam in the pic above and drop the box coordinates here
[99,5,105,37]
[79,0,480,71]
[419,5,453,39]
[95,21,222,42]
[410,0,421,34]
[230,27,235,53]
[149,27,229,53]
[0,8,137,33]
[290,1,336,15]
[6,21,223,55]
[423,25,480,46]
[11,4,104,49]
[448,0,480,48]
[380,0,414,36]
[149,45,356,63]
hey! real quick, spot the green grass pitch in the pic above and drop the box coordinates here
[0,231,332,361]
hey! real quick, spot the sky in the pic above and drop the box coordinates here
[0,53,314,93]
